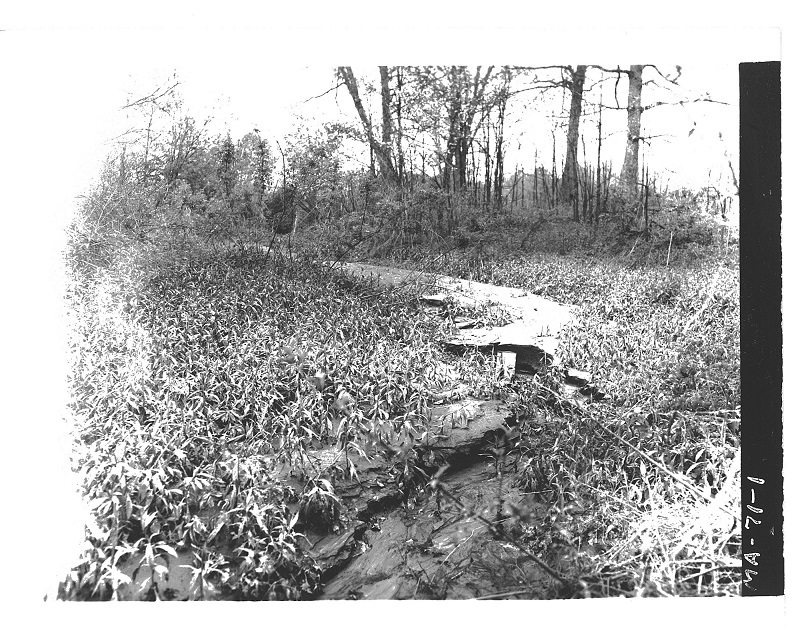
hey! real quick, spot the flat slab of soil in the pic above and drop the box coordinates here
[340,262,574,326]
[305,397,559,600]
[339,262,576,372]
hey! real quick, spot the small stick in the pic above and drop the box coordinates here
[666,230,673,267]
[430,479,570,585]
[475,587,533,600]
[627,234,640,257]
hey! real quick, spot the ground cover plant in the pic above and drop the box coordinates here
[381,229,741,597]
[62,204,740,599]
[62,237,512,600]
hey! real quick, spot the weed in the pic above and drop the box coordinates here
[63,202,739,598]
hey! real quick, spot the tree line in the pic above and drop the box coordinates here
[75,65,728,257]
[335,65,714,225]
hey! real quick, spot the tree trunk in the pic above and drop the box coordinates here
[594,93,603,223]
[551,133,558,209]
[540,165,549,207]
[443,68,462,192]
[493,69,511,212]
[561,65,586,211]
[493,119,505,212]
[483,117,492,209]
[379,66,394,165]
[620,65,644,200]
[643,165,649,232]
[456,128,469,190]
[339,67,398,184]
[442,66,494,194]
[395,67,405,184]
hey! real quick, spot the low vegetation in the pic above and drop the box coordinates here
[61,199,740,599]
[403,239,740,597]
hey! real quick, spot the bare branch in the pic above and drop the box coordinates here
[511,65,577,73]
[509,79,568,96]
[302,81,346,104]
[639,133,675,146]
[122,80,180,110]
[644,96,730,111]
[588,65,629,76]
[644,64,682,85]
[584,65,628,109]
[510,65,573,94]
[108,126,145,143]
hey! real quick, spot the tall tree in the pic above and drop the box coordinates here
[442,67,464,191]
[217,133,236,205]
[561,65,587,216]
[440,66,494,192]
[591,64,721,203]
[235,130,274,217]
[394,67,405,184]
[379,66,394,151]
[338,67,399,184]
[158,115,207,207]
[620,65,644,199]
[493,67,512,211]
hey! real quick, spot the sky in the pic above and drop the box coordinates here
[3,21,779,216]
[0,7,792,620]
[3,21,779,227]
[36,56,743,209]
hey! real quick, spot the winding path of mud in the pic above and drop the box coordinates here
[339,262,575,370]
[311,263,578,599]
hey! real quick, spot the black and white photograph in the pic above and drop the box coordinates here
[1,4,788,628]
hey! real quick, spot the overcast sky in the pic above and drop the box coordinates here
[2,6,783,227]
[12,53,746,202]
[3,21,778,234]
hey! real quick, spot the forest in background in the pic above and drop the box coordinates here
[71,65,737,265]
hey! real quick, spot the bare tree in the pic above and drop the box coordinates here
[561,65,587,218]
[594,92,603,224]
[338,67,399,184]
[620,65,644,200]
[493,68,513,211]
[379,66,394,160]
[590,64,723,203]
[440,66,495,192]
[394,67,406,184]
